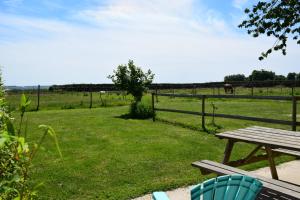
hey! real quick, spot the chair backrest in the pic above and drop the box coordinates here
[191,175,263,200]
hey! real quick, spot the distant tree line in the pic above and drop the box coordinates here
[224,70,300,82]
[49,80,300,93]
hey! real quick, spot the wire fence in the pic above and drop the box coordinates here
[6,85,300,112]
[152,93,300,131]
[6,89,133,111]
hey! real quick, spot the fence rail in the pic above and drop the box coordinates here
[152,93,299,131]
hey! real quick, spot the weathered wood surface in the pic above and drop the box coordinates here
[246,126,300,137]
[201,96,206,130]
[156,93,293,100]
[192,160,300,199]
[153,94,300,129]
[270,148,300,157]
[222,140,235,164]
[226,152,281,168]
[154,109,300,126]
[205,113,297,126]
[216,126,300,152]
[155,108,201,116]
[265,146,279,180]
[293,97,297,131]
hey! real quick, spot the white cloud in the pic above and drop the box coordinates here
[0,13,77,37]
[0,0,298,85]
[75,0,231,35]
[232,0,248,10]
[3,0,23,7]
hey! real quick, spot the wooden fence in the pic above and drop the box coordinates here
[151,93,300,131]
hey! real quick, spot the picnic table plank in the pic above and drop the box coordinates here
[237,129,300,142]
[248,126,300,137]
[226,130,300,146]
[271,148,300,157]
[217,132,300,151]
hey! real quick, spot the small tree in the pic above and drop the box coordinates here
[108,60,154,103]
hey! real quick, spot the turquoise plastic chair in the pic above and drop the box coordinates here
[152,175,263,200]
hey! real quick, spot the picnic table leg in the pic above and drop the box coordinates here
[222,140,235,164]
[265,146,279,180]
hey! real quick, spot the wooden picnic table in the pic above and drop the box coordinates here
[216,126,300,180]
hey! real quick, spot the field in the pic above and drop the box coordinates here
[6,91,133,111]
[6,86,300,112]
[8,88,300,199]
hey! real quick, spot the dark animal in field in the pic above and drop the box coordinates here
[224,84,233,94]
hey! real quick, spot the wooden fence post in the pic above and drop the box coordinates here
[155,88,159,103]
[152,93,155,122]
[36,85,40,111]
[292,96,297,131]
[292,87,294,96]
[89,89,93,109]
[202,95,206,131]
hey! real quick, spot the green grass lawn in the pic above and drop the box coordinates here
[13,97,296,199]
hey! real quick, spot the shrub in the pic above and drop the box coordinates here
[0,92,62,199]
[129,102,154,119]
[0,133,35,199]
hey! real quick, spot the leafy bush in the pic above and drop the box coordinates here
[0,91,62,199]
[129,102,154,119]
[0,133,35,199]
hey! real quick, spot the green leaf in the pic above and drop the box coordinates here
[20,93,26,106]
[39,125,63,158]
[0,137,8,147]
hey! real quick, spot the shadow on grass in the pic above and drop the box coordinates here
[115,113,132,120]
[156,118,223,134]
[115,113,153,120]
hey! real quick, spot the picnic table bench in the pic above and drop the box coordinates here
[192,160,300,199]
[192,126,300,199]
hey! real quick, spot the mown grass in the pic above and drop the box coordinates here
[11,91,299,199]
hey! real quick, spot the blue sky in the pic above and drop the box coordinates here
[0,0,298,85]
